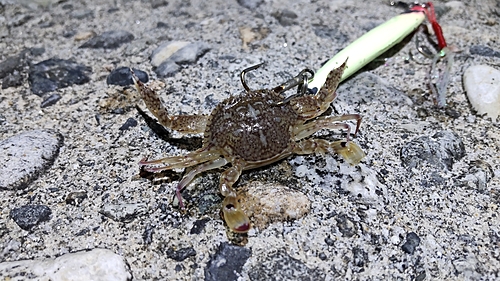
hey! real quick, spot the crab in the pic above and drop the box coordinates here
[131,59,365,233]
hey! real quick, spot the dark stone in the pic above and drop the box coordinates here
[41,93,62,108]
[106,67,148,86]
[28,58,91,96]
[401,131,465,171]
[80,30,134,49]
[65,191,88,205]
[75,228,89,236]
[237,0,263,9]
[119,118,138,131]
[2,72,23,89]
[0,55,23,79]
[205,243,252,281]
[0,129,64,190]
[142,224,154,245]
[336,214,357,237]
[272,9,298,26]
[9,14,33,27]
[157,22,168,28]
[29,47,45,56]
[313,24,349,43]
[318,252,327,260]
[155,60,180,78]
[247,249,324,281]
[352,247,368,267]
[166,247,196,261]
[470,45,500,58]
[190,218,210,234]
[10,205,52,231]
[151,0,168,8]
[401,232,421,254]
[324,236,335,246]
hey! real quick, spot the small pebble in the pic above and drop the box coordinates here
[2,71,23,89]
[10,205,52,231]
[464,64,500,119]
[106,67,148,86]
[166,247,196,261]
[272,9,298,26]
[401,232,421,254]
[151,41,190,67]
[469,45,500,58]
[0,249,132,280]
[0,129,64,190]
[236,0,263,9]
[248,250,324,280]
[400,130,465,171]
[151,41,210,77]
[155,60,180,78]
[190,218,210,234]
[0,54,23,79]
[239,182,310,231]
[41,93,62,108]
[65,191,88,205]
[119,118,138,131]
[205,243,252,281]
[80,30,134,49]
[28,58,91,96]
[100,203,148,223]
[74,31,96,41]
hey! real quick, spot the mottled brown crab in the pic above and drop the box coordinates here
[132,59,365,233]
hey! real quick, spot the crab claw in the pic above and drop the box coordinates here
[222,196,250,233]
[331,141,366,165]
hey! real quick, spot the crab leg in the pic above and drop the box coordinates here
[293,114,362,142]
[174,157,228,209]
[131,72,208,134]
[140,149,220,172]
[219,159,250,233]
[294,139,365,165]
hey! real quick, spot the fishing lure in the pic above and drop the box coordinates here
[308,2,452,107]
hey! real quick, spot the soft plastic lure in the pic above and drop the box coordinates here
[308,2,452,107]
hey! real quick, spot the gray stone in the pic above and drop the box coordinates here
[0,129,64,190]
[28,58,91,96]
[248,250,325,281]
[100,203,148,223]
[401,232,421,254]
[205,243,252,281]
[9,205,52,231]
[0,248,132,281]
[400,131,465,171]
[40,93,62,108]
[154,59,180,78]
[80,30,134,49]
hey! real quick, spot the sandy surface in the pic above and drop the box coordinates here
[1,0,499,280]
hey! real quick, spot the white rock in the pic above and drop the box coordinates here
[150,41,190,67]
[464,65,500,119]
[0,249,132,281]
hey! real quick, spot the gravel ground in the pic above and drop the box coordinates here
[0,0,499,280]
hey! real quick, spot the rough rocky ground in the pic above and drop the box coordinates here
[0,0,499,280]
